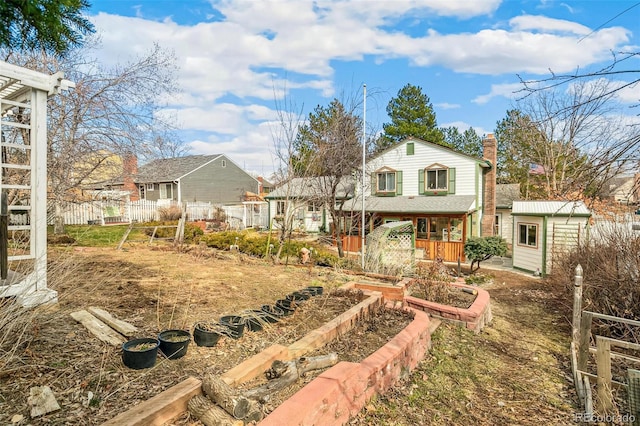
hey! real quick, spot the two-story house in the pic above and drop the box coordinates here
[135,154,259,205]
[343,135,498,262]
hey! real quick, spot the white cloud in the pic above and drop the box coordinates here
[436,102,460,110]
[472,83,523,104]
[86,1,637,175]
[440,121,490,137]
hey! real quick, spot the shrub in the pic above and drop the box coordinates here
[464,236,507,272]
[158,205,182,221]
[550,223,640,341]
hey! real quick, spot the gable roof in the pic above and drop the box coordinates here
[135,154,222,183]
[512,200,591,217]
[265,176,356,199]
[370,136,491,168]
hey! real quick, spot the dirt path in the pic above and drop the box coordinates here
[349,269,578,425]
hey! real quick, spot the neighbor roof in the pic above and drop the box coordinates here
[266,177,356,199]
[512,200,591,217]
[344,195,477,214]
[135,154,222,183]
[496,184,521,209]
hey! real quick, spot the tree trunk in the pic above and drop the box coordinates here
[201,373,254,419]
[243,353,338,401]
[187,395,243,426]
[53,202,65,235]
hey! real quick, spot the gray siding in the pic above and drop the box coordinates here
[179,156,258,204]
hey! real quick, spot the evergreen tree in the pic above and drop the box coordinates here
[441,126,483,157]
[0,0,93,56]
[376,83,444,153]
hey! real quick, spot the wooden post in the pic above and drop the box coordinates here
[595,336,614,414]
[578,312,592,373]
[572,264,583,348]
[0,191,7,280]
[629,369,640,426]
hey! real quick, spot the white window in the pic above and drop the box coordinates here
[159,183,172,199]
[146,183,154,191]
[276,201,286,215]
[377,171,396,193]
[494,214,501,236]
[426,168,448,191]
[308,202,321,212]
[221,159,226,168]
[518,223,537,247]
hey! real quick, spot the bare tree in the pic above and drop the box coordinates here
[4,42,184,234]
[500,78,639,201]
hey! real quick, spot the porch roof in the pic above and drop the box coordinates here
[343,195,477,214]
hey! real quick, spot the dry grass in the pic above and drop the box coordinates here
[350,269,578,425]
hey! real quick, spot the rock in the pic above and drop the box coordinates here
[497,401,506,407]
[11,414,24,423]
[28,386,61,418]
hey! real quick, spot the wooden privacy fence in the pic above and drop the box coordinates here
[44,200,268,229]
[571,264,640,425]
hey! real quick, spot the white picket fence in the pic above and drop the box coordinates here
[45,199,269,230]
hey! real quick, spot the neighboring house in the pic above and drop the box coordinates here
[265,177,355,233]
[602,174,640,205]
[511,200,591,277]
[343,135,497,262]
[134,154,259,205]
[495,183,521,249]
[257,176,275,198]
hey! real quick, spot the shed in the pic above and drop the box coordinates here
[364,221,415,276]
[511,200,591,277]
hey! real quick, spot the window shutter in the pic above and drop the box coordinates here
[396,171,403,195]
[371,174,376,195]
[418,169,425,194]
[448,168,456,194]
[406,142,414,155]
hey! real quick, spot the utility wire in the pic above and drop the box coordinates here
[578,1,640,43]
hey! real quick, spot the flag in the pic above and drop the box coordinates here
[529,163,545,175]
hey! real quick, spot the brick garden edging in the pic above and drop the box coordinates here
[258,305,433,425]
[405,281,492,333]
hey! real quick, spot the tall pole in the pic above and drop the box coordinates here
[361,84,366,270]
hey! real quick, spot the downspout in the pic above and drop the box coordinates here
[542,216,548,277]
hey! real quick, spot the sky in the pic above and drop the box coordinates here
[85,0,640,177]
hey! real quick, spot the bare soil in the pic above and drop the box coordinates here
[0,244,406,425]
[0,245,579,426]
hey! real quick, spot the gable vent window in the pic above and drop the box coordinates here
[406,142,414,156]
[221,160,226,168]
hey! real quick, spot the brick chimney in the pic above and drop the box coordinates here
[123,153,139,201]
[481,133,497,236]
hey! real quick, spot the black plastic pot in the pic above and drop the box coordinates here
[275,299,296,316]
[287,291,311,302]
[243,311,269,332]
[193,322,225,347]
[122,338,159,370]
[220,315,245,339]
[261,304,284,322]
[304,286,324,296]
[158,329,191,359]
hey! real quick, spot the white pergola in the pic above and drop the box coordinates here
[0,61,74,307]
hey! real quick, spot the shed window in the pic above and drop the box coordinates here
[518,223,537,247]
[146,183,154,191]
[276,201,286,215]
